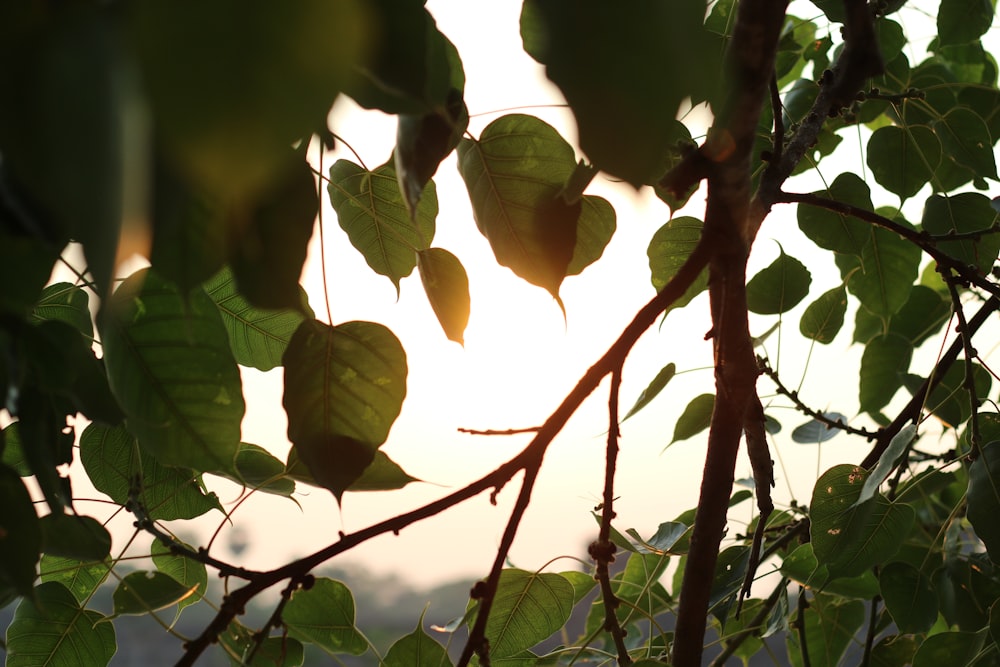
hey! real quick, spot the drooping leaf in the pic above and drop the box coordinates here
[746,249,812,314]
[810,464,915,579]
[80,423,223,522]
[623,363,676,421]
[286,449,419,494]
[866,125,941,199]
[213,442,296,498]
[228,157,317,311]
[5,582,116,667]
[221,620,305,667]
[31,282,93,338]
[779,543,880,599]
[625,521,690,556]
[648,216,708,310]
[967,441,1000,564]
[39,513,111,563]
[937,0,994,46]
[39,555,111,604]
[933,107,998,181]
[151,540,207,613]
[799,286,847,343]
[112,570,199,615]
[853,424,916,508]
[456,114,579,301]
[102,269,244,475]
[922,192,1000,275]
[523,0,720,185]
[203,266,310,372]
[796,173,873,256]
[282,319,407,499]
[787,593,865,667]
[283,578,368,656]
[859,333,913,416]
[383,615,454,667]
[670,393,715,445]
[567,195,616,276]
[880,561,937,633]
[328,159,437,293]
[0,464,40,598]
[417,247,470,345]
[485,569,574,658]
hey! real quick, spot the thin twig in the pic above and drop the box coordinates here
[457,426,541,436]
[796,588,812,667]
[861,593,881,667]
[944,275,982,458]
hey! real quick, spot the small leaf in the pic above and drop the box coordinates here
[799,286,847,343]
[880,561,937,633]
[31,283,93,338]
[746,249,812,314]
[283,578,368,656]
[967,441,1000,563]
[648,216,708,310]
[221,442,296,497]
[151,540,206,613]
[383,615,453,667]
[486,570,574,658]
[852,424,916,508]
[221,620,305,667]
[866,125,941,199]
[790,413,848,443]
[670,394,715,445]
[623,363,676,421]
[6,582,116,667]
[417,247,470,345]
[859,333,912,416]
[39,513,111,562]
[113,570,199,615]
[567,195,616,276]
[328,159,437,292]
[933,107,998,180]
[0,465,41,597]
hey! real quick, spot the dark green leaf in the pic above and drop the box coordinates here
[880,561,937,633]
[457,115,578,301]
[810,465,914,579]
[567,195,616,276]
[283,578,368,656]
[912,630,987,667]
[670,393,715,445]
[217,443,296,498]
[746,250,812,314]
[80,423,223,521]
[623,363,676,421]
[799,286,847,343]
[922,193,1000,275]
[709,546,750,624]
[796,173,872,256]
[31,283,93,338]
[113,570,198,615]
[933,107,998,180]
[524,0,719,185]
[650,122,698,213]
[39,514,111,562]
[885,284,952,345]
[779,543,880,599]
[0,233,59,318]
[5,581,116,667]
[151,540,206,612]
[787,593,865,667]
[625,521,690,555]
[866,125,941,199]
[791,413,848,444]
[859,333,913,416]
[417,247,470,345]
[328,159,437,293]
[39,555,110,603]
[229,157,317,310]
[648,216,708,310]
[221,620,305,667]
[937,0,994,46]
[0,464,40,597]
[383,616,453,667]
[203,266,309,372]
[1,423,30,476]
[102,269,244,474]
[921,362,992,428]
[968,442,1000,563]
[348,452,421,492]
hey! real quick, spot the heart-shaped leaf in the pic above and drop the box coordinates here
[417,247,470,345]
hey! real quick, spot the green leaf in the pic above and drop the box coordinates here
[283,578,368,656]
[113,570,199,615]
[879,561,937,633]
[0,233,59,318]
[709,546,750,624]
[39,513,111,562]
[859,334,913,416]
[625,521,690,556]
[347,451,421,492]
[0,464,40,597]
[799,286,847,344]
[849,224,921,323]
[920,362,993,428]
[383,616,454,667]
[922,193,1000,275]
[282,320,407,499]
[39,555,111,603]
[796,173,872,256]
[80,423,223,521]
[456,114,578,301]
[912,630,987,667]
[787,593,865,667]
[524,0,719,185]
[885,284,951,345]
[937,0,994,46]
[567,195,616,276]
[2,422,30,476]
[866,125,941,199]
[779,543,880,599]
[670,393,714,445]
[790,413,848,443]
[559,570,598,605]
[967,441,1000,563]
[810,465,915,579]
[203,266,310,372]
[623,363,676,421]
[648,216,708,309]
[31,283,93,338]
[151,540,207,612]
[221,620,305,667]
[933,107,998,180]
[417,247,470,345]
[6,582,116,667]
[395,90,467,217]
[854,424,916,508]
[226,442,295,497]
[328,159,437,293]
[485,569,574,658]
[228,157,317,311]
[102,269,244,474]
[746,249,812,314]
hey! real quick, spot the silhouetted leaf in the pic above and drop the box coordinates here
[867,125,941,199]
[0,465,40,597]
[648,216,708,309]
[113,570,198,615]
[670,394,714,445]
[746,249,812,314]
[922,192,1000,275]
[623,363,676,421]
[797,173,872,256]
[151,540,206,613]
[283,578,368,656]
[221,620,305,667]
[967,441,1000,564]
[383,614,453,667]
[933,107,998,180]
[39,514,111,562]
[859,333,912,416]
[791,413,849,444]
[799,286,847,343]
[787,593,865,667]
[417,247,470,345]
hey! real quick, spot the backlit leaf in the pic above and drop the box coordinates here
[746,249,812,314]
[39,513,111,562]
[648,216,708,310]
[791,413,848,443]
[938,0,994,46]
[933,107,998,180]
[221,620,305,667]
[283,578,368,656]
[216,442,295,498]
[151,540,207,613]
[848,225,921,322]
[796,173,872,256]
[623,363,676,421]
[286,449,418,493]
[0,464,40,597]
[39,555,110,603]
[567,195,616,276]
[967,441,1000,564]
[485,569,574,658]
[31,283,93,338]
[670,393,714,445]
[383,615,453,667]
[417,247,470,345]
[866,125,941,199]
[921,192,1000,275]
[328,159,437,292]
[799,286,847,343]
[113,570,198,615]
[859,333,912,416]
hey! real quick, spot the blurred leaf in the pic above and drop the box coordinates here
[779,543,880,599]
[746,249,812,314]
[31,283,92,338]
[670,393,715,445]
[585,552,670,636]
[39,513,111,562]
[919,361,992,428]
[859,333,912,417]
[102,269,244,475]
[328,159,437,293]
[283,578,368,656]
[203,266,310,372]
[937,0,994,46]
[417,247,470,345]
[787,593,865,667]
[623,363,676,421]
[880,561,937,633]
[799,286,847,344]
[912,630,987,667]
[1,423,30,476]
[866,125,941,199]
[113,570,198,615]
[6,581,116,667]
[221,620,305,667]
[967,441,1000,564]
[151,540,206,613]
[648,216,708,310]
[791,414,848,444]
[0,464,40,597]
